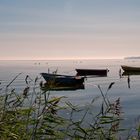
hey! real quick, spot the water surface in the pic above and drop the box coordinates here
[0,59,140,129]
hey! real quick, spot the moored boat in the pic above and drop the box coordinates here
[75,69,108,76]
[121,65,140,72]
[41,73,84,87]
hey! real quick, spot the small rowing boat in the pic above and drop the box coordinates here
[41,73,84,87]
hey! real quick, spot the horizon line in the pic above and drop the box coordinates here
[0,58,124,61]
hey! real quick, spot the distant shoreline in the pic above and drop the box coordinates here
[124,57,140,59]
[0,58,123,61]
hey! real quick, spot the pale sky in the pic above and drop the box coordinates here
[0,0,140,60]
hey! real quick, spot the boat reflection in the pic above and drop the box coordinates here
[41,83,85,91]
[122,71,140,76]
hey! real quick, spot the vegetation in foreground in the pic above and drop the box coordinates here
[0,74,140,140]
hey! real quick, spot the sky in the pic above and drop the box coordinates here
[0,0,140,60]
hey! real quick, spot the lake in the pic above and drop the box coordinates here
[0,59,140,129]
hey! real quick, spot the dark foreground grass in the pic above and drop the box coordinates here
[0,74,140,140]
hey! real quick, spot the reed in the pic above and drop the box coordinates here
[0,74,139,139]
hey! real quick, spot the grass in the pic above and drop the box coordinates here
[0,74,140,140]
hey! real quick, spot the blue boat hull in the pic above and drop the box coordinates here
[41,73,84,87]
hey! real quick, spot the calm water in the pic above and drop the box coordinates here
[1,59,140,129]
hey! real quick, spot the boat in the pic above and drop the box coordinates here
[41,73,84,87]
[121,65,140,72]
[75,69,108,76]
